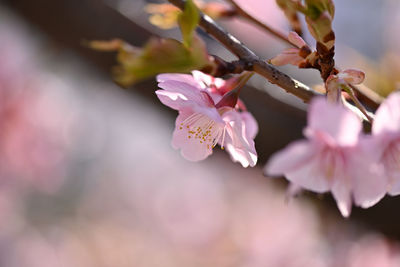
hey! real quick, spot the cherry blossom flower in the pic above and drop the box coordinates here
[370,92,400,196]
[265,97,386,217]
[156,72,258,167]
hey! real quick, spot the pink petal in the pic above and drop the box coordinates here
[338,69,365,85]
[192,70,225,89]
[388,177,400,196]
[286,160,331,193]
[350,154,386,209]
[288,31,307,48]
[171,112,215,161]
[156,80,213,110]
[307,97,362,146]
[379,139,400,196]
[189,104,224,124]
[157,73,202,89]
[240,111,258,140]
[373,92,400,135]
[222,110,257,167]
[269,49,303,66]
[265,140,315,176]
[331,176,352,217]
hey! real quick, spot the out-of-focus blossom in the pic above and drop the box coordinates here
[0,21,72,192]
[156,72,257,167]
[334,235,400,267]
[265,98,386,217]
[370,92,400,196]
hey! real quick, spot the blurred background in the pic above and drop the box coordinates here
[0,0,400,266]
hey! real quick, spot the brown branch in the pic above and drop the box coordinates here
[224,0,294,47]
[220,0,382,110]
[168,0,320,103]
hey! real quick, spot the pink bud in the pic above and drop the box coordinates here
[269,48,304,66]
[288,31,307,48]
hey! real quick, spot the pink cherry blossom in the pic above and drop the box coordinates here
[370,92,400,196]
[156,72,258,167]
[265,97,386,217]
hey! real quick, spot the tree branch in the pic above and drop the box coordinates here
[221,0,382,110]
[168,0,320,103]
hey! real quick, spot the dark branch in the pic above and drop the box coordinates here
[168,0,321,103]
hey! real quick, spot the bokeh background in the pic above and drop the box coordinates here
[0,0,400,266]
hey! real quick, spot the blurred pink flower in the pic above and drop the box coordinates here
[0,22,70,192]
[156,72,258,167]
[343,235,400,267]
[371,92,400,196]
[265,98,386,217]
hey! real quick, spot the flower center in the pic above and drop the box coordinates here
[180,113,226,150]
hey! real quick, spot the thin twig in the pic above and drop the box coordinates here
[224,0,294,47]
[221,0,382,110]
[168,0,320,103]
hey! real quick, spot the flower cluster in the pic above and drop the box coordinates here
[265,93,400,217]
[156,71,258,168]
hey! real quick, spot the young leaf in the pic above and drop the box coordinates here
[178,0,200,48]
[88,36,215,87]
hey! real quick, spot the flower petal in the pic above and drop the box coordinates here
[265,140,315,176]
[350,155,386,209]
[331,176,352,217]
[171,112,215,161]
[373,92,400,135]
[285,155,331,193]
[388,175,400,196]
[288,31,307,48]
[222,110,257,167]
[156,80,213,110]
[240,111,258,140]
[269,49,303,66]
[192,70,225,89]
[157,73,203,89]
[307,97,362,146]
[338,69,365,85]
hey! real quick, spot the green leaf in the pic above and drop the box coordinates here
[178,0,200,48]
[88,36,215,87]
